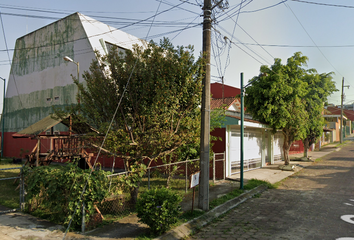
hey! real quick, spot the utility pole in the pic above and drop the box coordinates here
[199,0,212,211]
[340,77,350,143]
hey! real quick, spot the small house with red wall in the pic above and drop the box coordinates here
[210,82,309,177]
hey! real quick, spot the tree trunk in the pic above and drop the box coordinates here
[282,132,292,165]
[129,182,140,206]
[303,138,309,158]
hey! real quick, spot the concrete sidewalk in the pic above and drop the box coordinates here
[0,141,348,240]
[156,142,345,240]
[228,142,341,184]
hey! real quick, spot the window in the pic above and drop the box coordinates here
[54,96,59,101]
[46,97,52,102]
[105,41,127,58]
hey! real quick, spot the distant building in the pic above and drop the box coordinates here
[3,12,146,157]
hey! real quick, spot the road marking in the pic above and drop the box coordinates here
[336,238,354,240]
[344,203,353,206]
[341,215,354,225]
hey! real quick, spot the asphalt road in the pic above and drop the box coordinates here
[187,141,354,240]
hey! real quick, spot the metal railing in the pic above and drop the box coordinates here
[101,152,226,219]
[107,152,226,191]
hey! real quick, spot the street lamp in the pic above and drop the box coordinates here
[63,56,79,86]
[63,56,80,137]
[0,77,5,159]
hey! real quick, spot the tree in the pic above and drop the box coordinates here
[244,52,309,165]
[63,38,205,204]
[302,71,337,157]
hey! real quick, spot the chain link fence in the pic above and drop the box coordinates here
[0,166,25,214]
[100,152,225,219]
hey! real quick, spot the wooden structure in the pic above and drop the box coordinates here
[13,114,97,168]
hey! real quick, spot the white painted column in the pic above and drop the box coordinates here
[261,129,266,167]
[226,125,231,177]
[268,131,274,164]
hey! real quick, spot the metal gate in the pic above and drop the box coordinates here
[0,167,25,214]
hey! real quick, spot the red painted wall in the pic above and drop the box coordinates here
[211,82,241,99]
[211,128,226,179]
[3,132,38,158]
[289,140,311,155]
[3,132,126,169]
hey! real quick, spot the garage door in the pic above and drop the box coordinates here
[230,128,263,174]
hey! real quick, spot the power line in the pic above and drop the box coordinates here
[290,0,354,8]
[4,40,354,54]
[222,0,244,78]
[0,3,158,14]
[0,8,33,136]
[0,23,201,69]
[217,24,273,65]
[62,0,166,238]
[240,0,287,13]
[216,0,253,23]
[284,2,344,77]
[0,11,197,27]
[155,0,200,14]
[0,3,188,56]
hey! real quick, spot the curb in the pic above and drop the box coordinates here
[154,184,268,240]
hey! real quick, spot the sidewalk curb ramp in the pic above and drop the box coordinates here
[155,184,268,240]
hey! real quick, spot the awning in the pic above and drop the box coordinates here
[13,114,66,138]
[12,114,99,138]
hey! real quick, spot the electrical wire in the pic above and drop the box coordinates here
[62,1,165,238]
[290,0,354,8]
[0,2,188,56]
[217,24,273,65]
[240,0,287,14]
[284,2,344,77]
[0,9,34,134]
[222,0,243,79]
[0,11,197,27]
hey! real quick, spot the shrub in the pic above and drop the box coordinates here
[24,162,110,230]
[136,188,182,235]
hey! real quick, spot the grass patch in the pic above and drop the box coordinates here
[209,179,272,209]
[334,140,350,148]
[244,179,274,190]
[0,159,23,209]
[179,209,205,223]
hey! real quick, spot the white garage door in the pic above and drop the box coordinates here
[230,128,263,174]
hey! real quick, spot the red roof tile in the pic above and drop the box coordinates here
[210,97,236,110]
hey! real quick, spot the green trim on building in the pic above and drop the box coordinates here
[221,116,239,128]
[4,84,76,132]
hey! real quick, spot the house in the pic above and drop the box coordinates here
[326,106,353,137]
[3,12,146,158]
[210,83,285,177]
[210,82,315,178]
[323,106,350,142]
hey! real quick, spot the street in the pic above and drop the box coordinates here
[188,142,354,240]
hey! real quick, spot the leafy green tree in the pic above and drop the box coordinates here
[245,52,309,165]
[302,71,337,157]
[63,38,204,204]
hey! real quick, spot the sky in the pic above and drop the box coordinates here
[1,0,354,110]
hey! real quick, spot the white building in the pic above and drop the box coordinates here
[4,12,146,157]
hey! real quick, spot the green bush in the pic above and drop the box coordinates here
[24,162,110,230]
[136,188,182,235]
